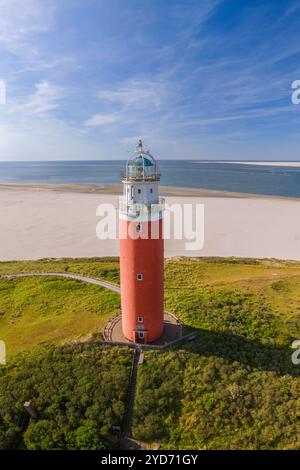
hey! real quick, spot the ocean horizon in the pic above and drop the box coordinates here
[1,160,300,198]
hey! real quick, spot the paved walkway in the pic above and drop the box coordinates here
[104,314,183,345]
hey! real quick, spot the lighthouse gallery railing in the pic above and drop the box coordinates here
[118,197,165,217]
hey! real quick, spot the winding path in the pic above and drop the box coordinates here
[1,271,120,293]
[1,270,194,445]
[1,271,140,445]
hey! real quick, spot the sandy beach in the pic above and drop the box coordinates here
[226,161,300,167]
[0,184,300,261]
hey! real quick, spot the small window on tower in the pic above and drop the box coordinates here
[150,188,153,193]
[138,316,143,323]
[136,223,141,233]
[138,189,141,194]
[136,273,143,281]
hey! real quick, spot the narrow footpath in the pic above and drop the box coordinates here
[123,347,141,438]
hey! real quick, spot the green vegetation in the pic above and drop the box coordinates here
[0,257,120,283]
[134,349,300,449]
[0,344,131,450]
[133,258,300,450]
[0,276,120,358]
[164,258,300,346]
[0,256,300,449]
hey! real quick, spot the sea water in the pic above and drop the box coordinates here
[0,160,300,198]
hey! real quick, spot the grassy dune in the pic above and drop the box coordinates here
[0,276,120,358]
[0,257,300,449]
[0,257,120,283]
[133,258,300,450]
[164,258,300,346]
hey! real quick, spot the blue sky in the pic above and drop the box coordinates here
[0,0,300,160]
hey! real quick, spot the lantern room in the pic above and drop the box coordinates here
[124,140,160,181]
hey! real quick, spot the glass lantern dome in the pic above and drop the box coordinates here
[123,140,160,181]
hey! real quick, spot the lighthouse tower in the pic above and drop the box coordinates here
[119,140,164,343]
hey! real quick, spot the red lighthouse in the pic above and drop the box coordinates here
[119,140,164,343]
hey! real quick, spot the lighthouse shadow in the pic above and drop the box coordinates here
[180,327,300,378]
[153,321,182,345]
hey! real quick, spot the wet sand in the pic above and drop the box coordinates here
[225,161,300,167]
[0,182,288,198]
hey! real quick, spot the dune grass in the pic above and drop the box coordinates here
[0,257,120,283]
[164,257,300,346]
[133,257,300,450]
[1,256,300,449]
[0,276,120,358]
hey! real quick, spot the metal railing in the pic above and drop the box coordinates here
[120,170,160,182]
[118,196,165,217]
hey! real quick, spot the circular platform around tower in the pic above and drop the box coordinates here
[103,313,184,346]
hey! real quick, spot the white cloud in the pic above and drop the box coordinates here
[22,81,65,115]
[84,77,172,132]
[176,105,298,128]
[97,78,166,109]
[0,0,54,56]
[84,113,120,127]
[0,118,108,161]
[0,0,299,161]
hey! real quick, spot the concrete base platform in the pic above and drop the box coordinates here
[104,313,184,346]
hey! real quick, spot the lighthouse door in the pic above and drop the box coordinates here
[136,331,145,344]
